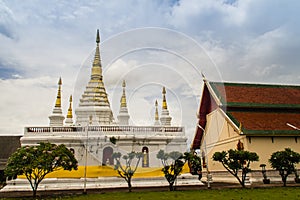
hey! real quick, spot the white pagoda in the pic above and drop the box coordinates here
[20,30,187,175]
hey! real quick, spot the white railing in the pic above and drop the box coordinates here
[25,125,184,134]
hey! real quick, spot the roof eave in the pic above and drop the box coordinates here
[243,129,300,136]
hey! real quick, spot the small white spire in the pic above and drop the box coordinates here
[160,87,172,126]
[154,100,160,126]
[65,95,74,126]
[49,78,65,126]
[117,80,130,125]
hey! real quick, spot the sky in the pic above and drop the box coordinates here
[1,0,300,146]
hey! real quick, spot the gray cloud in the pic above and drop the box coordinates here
[0,0,300,142]
[0,1,16,39]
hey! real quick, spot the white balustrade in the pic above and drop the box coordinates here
[24,125,184,136]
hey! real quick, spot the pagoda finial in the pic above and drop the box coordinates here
[155,100,159,121]
[120,80,127,108]
[67,95,73,119]
[91,29,102,80]
[58,77,62,85]
[55,77,62,108]
[96,29,100,44]
[154,100,160,126]
[162,86,167,110]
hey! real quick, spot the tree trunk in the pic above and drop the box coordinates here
[235,175,245,188]
[32,183,39,197]
[127,177,132,192]
[33,187,37,198]
[241,181,245,188]
[241,172,247,188]
[282,175,287,187]
[169,183,174,191]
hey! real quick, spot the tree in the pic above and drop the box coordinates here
[156,150,185,191]
[5,142,78,197]
[212,149,259,188]
[112,151,143,192]
[269,148,300,186]
[184,152,202,180]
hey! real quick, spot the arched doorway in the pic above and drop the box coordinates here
[102,147,114,165]
[142,146,149,167]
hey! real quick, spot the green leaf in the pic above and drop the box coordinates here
[4,142,78,195]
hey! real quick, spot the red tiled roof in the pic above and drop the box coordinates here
[229,111,300,131]
[192,81,300,150]
[210,82,300,106]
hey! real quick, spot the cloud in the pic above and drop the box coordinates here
[0,76,71,135]
[0,0,300,147]
[0,0,16,39]
[166,0,300,84]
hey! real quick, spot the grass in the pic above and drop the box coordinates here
[3,187,299,200]
[74,188,300,200]
[67,187,300,200]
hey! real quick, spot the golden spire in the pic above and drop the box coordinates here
[76,30,114,125]
[55,77,62,108]
[162,86,168,110]
[120,80,127,108]
[91,29,102,81]
[155,100,159,121]
[67,95,73,119]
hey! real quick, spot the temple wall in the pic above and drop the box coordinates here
[247,136,300,170]
[201,109,300,172]
[21,125,187,170]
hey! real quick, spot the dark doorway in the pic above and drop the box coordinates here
[142,146,149,167]
[102,147,114,165]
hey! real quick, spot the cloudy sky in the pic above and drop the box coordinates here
[1,0,300,146]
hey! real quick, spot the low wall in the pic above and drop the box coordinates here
[201,169,299,184]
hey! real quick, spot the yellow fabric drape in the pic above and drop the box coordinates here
[19,163,190,179]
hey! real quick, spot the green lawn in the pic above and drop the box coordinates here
[79,188,299,200]
[8,187,297,200]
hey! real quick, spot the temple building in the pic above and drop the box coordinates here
[192,79,300,173]
[20,30,187,177]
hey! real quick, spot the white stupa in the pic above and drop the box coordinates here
[21,30,187,173]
